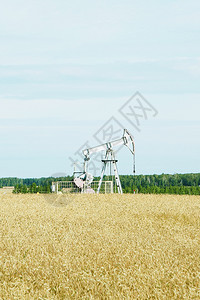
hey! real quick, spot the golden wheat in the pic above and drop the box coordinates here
[0,193,199,299]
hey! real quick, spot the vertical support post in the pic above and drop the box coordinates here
[97,162,107,194]
[111,181,113,194]
[97,151,109,194]
[111,151,123,194]
[56,182,58,194]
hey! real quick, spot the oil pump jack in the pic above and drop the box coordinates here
[74,129,135,194]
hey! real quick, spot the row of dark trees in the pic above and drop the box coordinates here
[123,185,200,195]
[13,183,51,194]
[119,173,200,188]
[12,184,200,195]
[0,173,199,195]
[0,176,73,188]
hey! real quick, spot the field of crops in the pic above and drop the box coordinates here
[0,193,199,299]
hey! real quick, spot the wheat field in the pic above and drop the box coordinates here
[0,193,199,299]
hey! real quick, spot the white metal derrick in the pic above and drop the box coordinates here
[83,129,135,194]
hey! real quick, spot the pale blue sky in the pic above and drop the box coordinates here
[0,0,200,177]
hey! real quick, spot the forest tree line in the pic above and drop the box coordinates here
[0,173,199,195]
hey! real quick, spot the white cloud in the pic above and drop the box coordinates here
[149,93,200,122]
[0,98,80,120]
[1,0,199,66]
[0,97,122,121]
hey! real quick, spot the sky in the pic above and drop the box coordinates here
[0,0,200,178]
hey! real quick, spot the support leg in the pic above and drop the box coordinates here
[97,151,109,194]
[112,152,123,194]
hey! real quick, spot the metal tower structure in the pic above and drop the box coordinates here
[82,129,135,194]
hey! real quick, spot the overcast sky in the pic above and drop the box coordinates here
[0,0,200,178]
